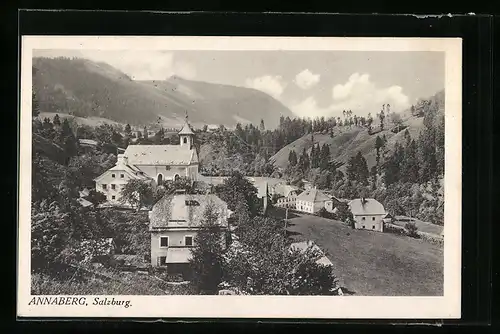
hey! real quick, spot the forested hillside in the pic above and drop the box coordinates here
[32,57,294,128]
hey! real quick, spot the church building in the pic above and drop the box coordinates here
[94,113,199,206]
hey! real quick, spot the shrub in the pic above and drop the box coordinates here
[405,222,419,238]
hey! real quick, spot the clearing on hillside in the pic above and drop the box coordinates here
[287,214,443,296]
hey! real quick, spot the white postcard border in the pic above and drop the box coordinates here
[18,36,462,319]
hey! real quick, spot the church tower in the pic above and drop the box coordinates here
[179,111,195,149]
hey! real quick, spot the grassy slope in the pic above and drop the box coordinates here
[287,214,443,296]
[270,116,425,173]
[391,219,444,236]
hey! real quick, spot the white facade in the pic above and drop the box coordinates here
[348,198,386,232]
[94,115,198,207]
[353,214,385,232]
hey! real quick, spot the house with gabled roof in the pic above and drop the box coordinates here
[348,198,387,232]
[148,192,232,278]
[295,187,333,214]
[94,113,199,206]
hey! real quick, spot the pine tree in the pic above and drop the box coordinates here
[375,135,384,172]
[367,113,373,131]
[379,107,386,131]
[355,151,369,185]
[320,144,330,170]
[32,88,40,118]
[402,139,419,183]
[124,124,132,136]
[53,114,61,126]
[299,147,310,172]
[403,129,411,148]
[189,201,225,294]
[288,150,297,167]
[259,119,266,131]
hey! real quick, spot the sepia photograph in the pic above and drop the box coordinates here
[18,36,462,319]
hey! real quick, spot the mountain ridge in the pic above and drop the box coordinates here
[32,57,294,128]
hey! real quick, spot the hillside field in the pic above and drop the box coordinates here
[287,214,443,296]
[270,116,426,173]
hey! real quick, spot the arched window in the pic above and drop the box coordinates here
[174,174,180,182]
[183,137,187,144]
[157,174,163,185]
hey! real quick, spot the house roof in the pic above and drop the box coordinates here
[296,188,331,203]
[278,184,299,197]
[290,241,333,267]
[149,193,231,229]
[94,159,150,182]
[77,197,93,207]
[124,145,197,165]
[348,198,386,216]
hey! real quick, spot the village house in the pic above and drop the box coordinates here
[348,198,387,232]
[295,187,333,214]
[148,192,232,279]
[94,113,199,206]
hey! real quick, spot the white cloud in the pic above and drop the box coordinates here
[290,97,330,119]
[290,72,410,119]
[245,75,286,100]
[74,50,196,80]
[294,69,320,89]
[330,73,410,117]
[174,60,197,80]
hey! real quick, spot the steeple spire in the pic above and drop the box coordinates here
[179,111,195,148]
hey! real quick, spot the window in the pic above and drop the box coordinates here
[185,236,193,247]
[112,173,116,178]
[120,174,124,178]
[102,184,107,190]
[111,195,116,200]
[362,217,366,221]
[372,217,375,221]
[183,137,187,144]
[372,225,375,229]
[362,225,365,229]
[111,184,116,190]
[159,256,167,266]
[160,236,169,248]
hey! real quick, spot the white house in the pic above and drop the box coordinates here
[149,193,232,278]
[348,198,386,232]
[295,187,332,214]
[94,113,199,206]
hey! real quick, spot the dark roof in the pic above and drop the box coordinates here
[149,194,231,229]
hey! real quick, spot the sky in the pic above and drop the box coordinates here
[33,49,445,119]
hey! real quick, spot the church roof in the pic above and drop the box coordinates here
[178,114,195,135]
[124,145,197,166]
